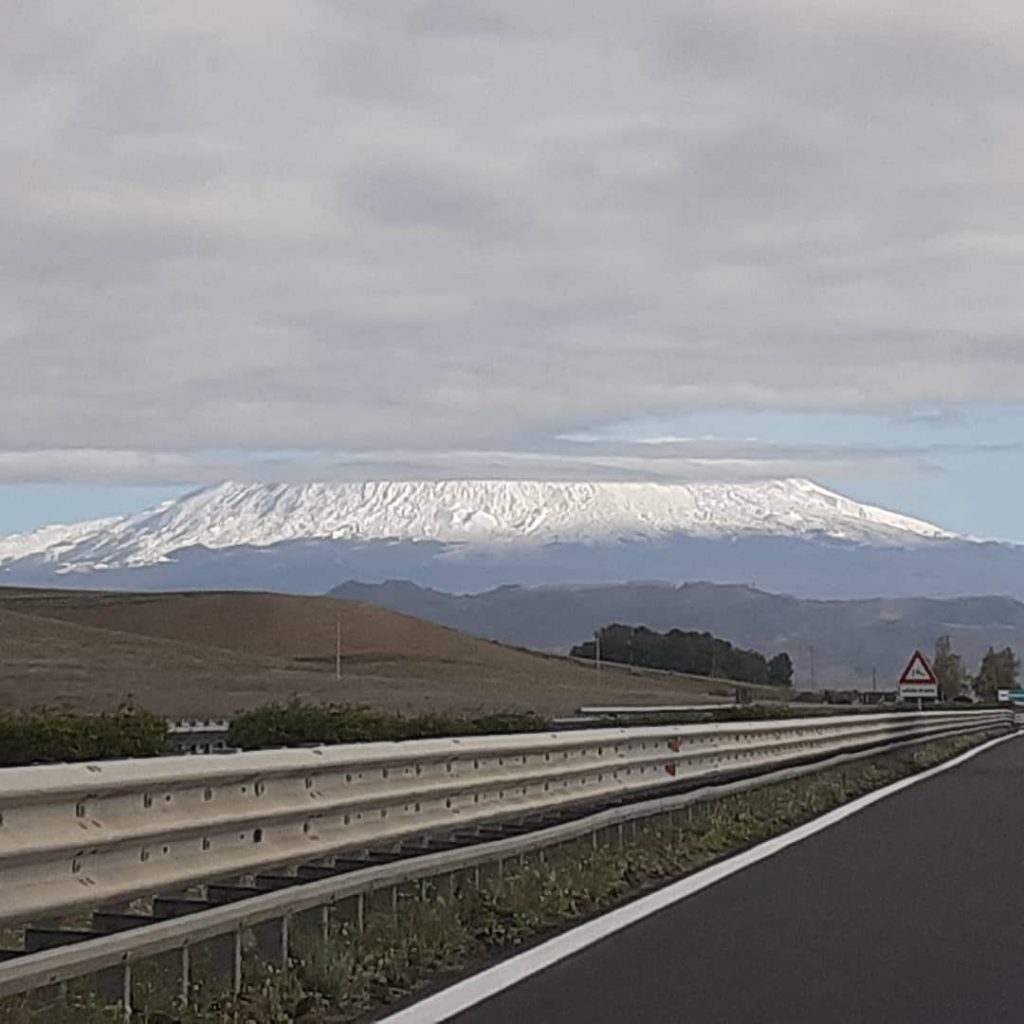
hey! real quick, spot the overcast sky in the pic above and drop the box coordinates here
[3,1,1024,539]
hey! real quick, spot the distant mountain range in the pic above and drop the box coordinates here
[329,580,1024,690]
[2,478,1024,600]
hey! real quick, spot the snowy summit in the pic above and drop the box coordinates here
[0,479,956,575]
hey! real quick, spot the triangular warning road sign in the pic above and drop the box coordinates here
[900,650,938,685]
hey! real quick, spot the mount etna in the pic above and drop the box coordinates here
[2,479,1021,600]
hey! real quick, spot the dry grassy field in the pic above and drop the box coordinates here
[0,588,778,717]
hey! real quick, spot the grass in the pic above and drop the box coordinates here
[0,728,1002,1023]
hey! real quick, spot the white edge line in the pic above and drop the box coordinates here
[378,730,1019,1024]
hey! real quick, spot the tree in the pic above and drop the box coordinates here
[974,647,1020,701]
[569,623,787,686]
[932,635,965,701]
[767,653,794,687]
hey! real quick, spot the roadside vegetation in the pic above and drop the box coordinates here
[933,634,1020,702]
[0,697,1000,766]
[0,729,1001,1023]
[0,708,169,767]
[228,700,548,749]
[228,698,990,749]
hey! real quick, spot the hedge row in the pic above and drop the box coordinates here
[0,709,170,767]
[0,699,985,767]
[227,700,549,750]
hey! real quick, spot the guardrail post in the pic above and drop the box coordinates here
[180,944,190,1008]
[232,926,242,996]
[280,914,290,969]
[121,962,131,1023]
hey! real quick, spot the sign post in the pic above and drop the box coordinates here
[898,650,939,703]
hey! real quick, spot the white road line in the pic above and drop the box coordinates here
[378,730,1020,1024]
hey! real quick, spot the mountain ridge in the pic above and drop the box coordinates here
[329,579,1024,689]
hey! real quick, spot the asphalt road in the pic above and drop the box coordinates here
[449,736,1024,1024]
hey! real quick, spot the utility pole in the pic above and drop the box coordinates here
[809,645,816,687]
[335,610,342,682]
[594,630,601,676]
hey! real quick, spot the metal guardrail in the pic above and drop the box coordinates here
[578,704,744,714]
[0,715,1012,1014]
[0,710,1009,929]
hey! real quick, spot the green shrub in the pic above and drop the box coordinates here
[0,709,169,767]
[228,700,548,749]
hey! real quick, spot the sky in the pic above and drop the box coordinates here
[3,1,1024,540]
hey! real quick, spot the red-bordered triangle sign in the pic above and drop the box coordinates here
[900,650,938,686]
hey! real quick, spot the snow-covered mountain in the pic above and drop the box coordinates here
[0,478,955,575]
[6,477,1015,600]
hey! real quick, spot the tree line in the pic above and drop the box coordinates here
[932,636,1019,701]
[571,624,793,686]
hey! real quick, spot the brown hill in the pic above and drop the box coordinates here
[0,589,491,661]
[0,588,765,717]
[0,604,312,714]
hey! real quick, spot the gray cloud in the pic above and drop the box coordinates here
[0,436,1010,488]
[405,1,514,38]
[2,1,1024,484]
[345,160,515,236]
